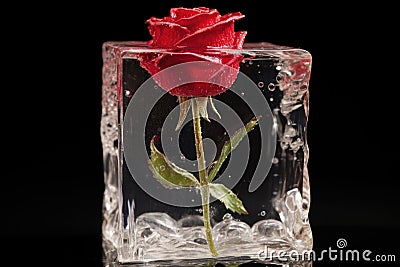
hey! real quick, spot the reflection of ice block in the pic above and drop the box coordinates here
[101,41,313,264]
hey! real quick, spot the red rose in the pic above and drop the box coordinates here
[139,7,246,97]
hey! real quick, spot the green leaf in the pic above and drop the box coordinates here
[209,183,248,214]
[149,137,200,188]
[208,116,261,182]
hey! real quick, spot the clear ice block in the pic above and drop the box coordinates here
[101,41,312,264]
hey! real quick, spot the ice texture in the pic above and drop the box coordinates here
[101,42,312,263]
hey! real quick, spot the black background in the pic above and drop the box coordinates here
[2,1,398,266]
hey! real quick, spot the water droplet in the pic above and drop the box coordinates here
[272,157,279,164]
[276,65,282,71]
[257,81,264,88]
[260,211,266,216]
[124,90,132,97]
[257,70,261,74]
[240,92,245,96]
[159,165,165,172]
[268,83,276,91]
[193,163,196,167]
[154,85,158,90]
[256,64,260,67]
[270,98,274,102]
[191,199,195,202]
[222,213,233,221]
[249,61,253,65]
[228,175,232,178]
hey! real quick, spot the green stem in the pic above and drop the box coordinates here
[191,98,218,257]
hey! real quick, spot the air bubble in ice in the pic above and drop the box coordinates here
[257,81,264,88]
[268,83,276,91]
[194,238,207,245]
[138,227,161,245]
[154,85,158,90]
[159,165,165,172]
[260,210,266,216]
[213,218,252,244]
[124,90,132,97]
[276,73,283,82]
[249,61,253,65]
[272,157,279,164]
[251,219,287,241]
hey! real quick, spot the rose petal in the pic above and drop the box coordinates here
[170,7,215,19]
[146,18,190,47]
[175,10,220,31]
[140,52,243,97]
[233,31,247,49]
[176,12,245,47]
[141,8,247,97]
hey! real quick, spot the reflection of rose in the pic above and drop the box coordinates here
[139,7,246,97]
[291,59,311,80]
